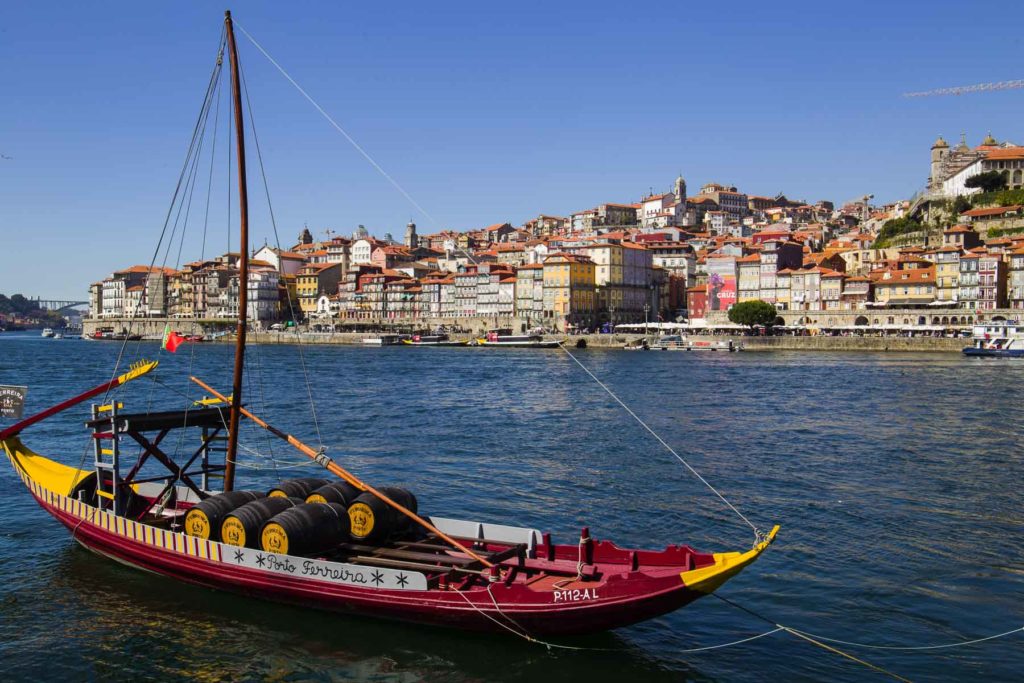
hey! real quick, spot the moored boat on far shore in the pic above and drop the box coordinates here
[474,328,562,348]
[402,334,467,346]
[650,334,739,352]
[963,321,1024,357]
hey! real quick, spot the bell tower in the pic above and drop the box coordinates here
[405,221,418,249]
[674,173,687,202]
[930,135,949,186]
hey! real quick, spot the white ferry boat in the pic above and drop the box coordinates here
[963,321,1024,358]
[650,334,738,352]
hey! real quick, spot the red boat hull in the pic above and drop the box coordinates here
[5,438,777,637]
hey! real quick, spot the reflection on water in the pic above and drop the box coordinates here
[1,334,1023,681]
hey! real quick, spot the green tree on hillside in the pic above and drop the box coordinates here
[873,217,922,247]
[965,170,1008,193]
[728,300,778,329]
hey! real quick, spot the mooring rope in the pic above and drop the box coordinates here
[558,344,762,539]
[452,586,786,654]
[787,624,1024,652]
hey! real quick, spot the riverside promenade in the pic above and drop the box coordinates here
[239,331,965,353]
[82,318,967,352]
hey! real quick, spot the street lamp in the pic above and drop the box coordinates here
[643,303,650,336]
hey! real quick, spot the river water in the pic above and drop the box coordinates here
[0,332,1021,681]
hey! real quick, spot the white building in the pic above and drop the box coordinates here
[246,268,281,322]
[252,246,307,275]
[350,238,377,265]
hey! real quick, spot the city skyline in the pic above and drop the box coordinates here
[1,0,1022,298]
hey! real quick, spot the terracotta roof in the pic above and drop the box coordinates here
[962,205,1023,218]
[871,268,935,285]
[984,148,1024,160]
[299,263,336,273]
[116,265,178,276]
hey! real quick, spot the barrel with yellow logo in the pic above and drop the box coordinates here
[347,487,417,544]
[266,477,330,500]
[220,496,302,548]
[183,490,262,542]
[259,502,350,556]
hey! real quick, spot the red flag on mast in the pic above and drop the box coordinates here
[161,324,187,353]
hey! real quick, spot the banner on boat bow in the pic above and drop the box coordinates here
[0,386,27,419]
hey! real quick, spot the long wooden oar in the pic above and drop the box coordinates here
[190,376,493,567]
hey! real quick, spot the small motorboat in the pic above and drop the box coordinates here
[362,334,405,346]
[650,335,738,352]
[41,328,55,338]
[623,338,649,351]
[475,329,562,348]
[963,321,1024,358]
[402,334,468,346]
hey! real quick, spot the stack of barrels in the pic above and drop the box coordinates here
[183,477,418,557]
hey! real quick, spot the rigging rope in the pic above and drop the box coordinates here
[557,343,762,540]
[234,21,438,227]
[67,32,227,493]
[238,64,325,451]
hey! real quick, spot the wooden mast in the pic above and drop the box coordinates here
[223,10,249,492]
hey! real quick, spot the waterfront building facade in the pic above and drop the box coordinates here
[543,253,596,331]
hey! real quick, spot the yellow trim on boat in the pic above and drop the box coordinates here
[193,395,232,406]
[679,525,780,594]
[96,489,114,500]
[117,359,159,385]
[97,402,124,413]
[1,436,93,496]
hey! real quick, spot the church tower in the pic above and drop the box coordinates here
[674,174,687,202]
[930,135,949,185]
[405,221,418,249]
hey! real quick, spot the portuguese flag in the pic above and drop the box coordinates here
[161,324,186,353]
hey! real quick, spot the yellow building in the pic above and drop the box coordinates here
[934,246,961,303]
[736,254,761,303]
[543,253,596,331]
[775,269,793,310]
[871,266,936,306]
[296,263,341,318]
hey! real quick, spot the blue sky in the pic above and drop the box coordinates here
[1,0,1021,298]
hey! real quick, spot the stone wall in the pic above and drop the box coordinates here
[736,336,964,353]
[705,307,1017,327]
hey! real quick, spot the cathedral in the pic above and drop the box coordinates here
[927,132,1024,197]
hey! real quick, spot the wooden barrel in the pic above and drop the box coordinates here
[347,487,416,543]
[220,496,303,548]
[305,481,361,506]
[378,486,418,533]
[260,503,350,556]
[266,478,330,500]
[183,490,262,541]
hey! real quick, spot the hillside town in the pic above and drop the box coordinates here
[86,133,1024,332]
